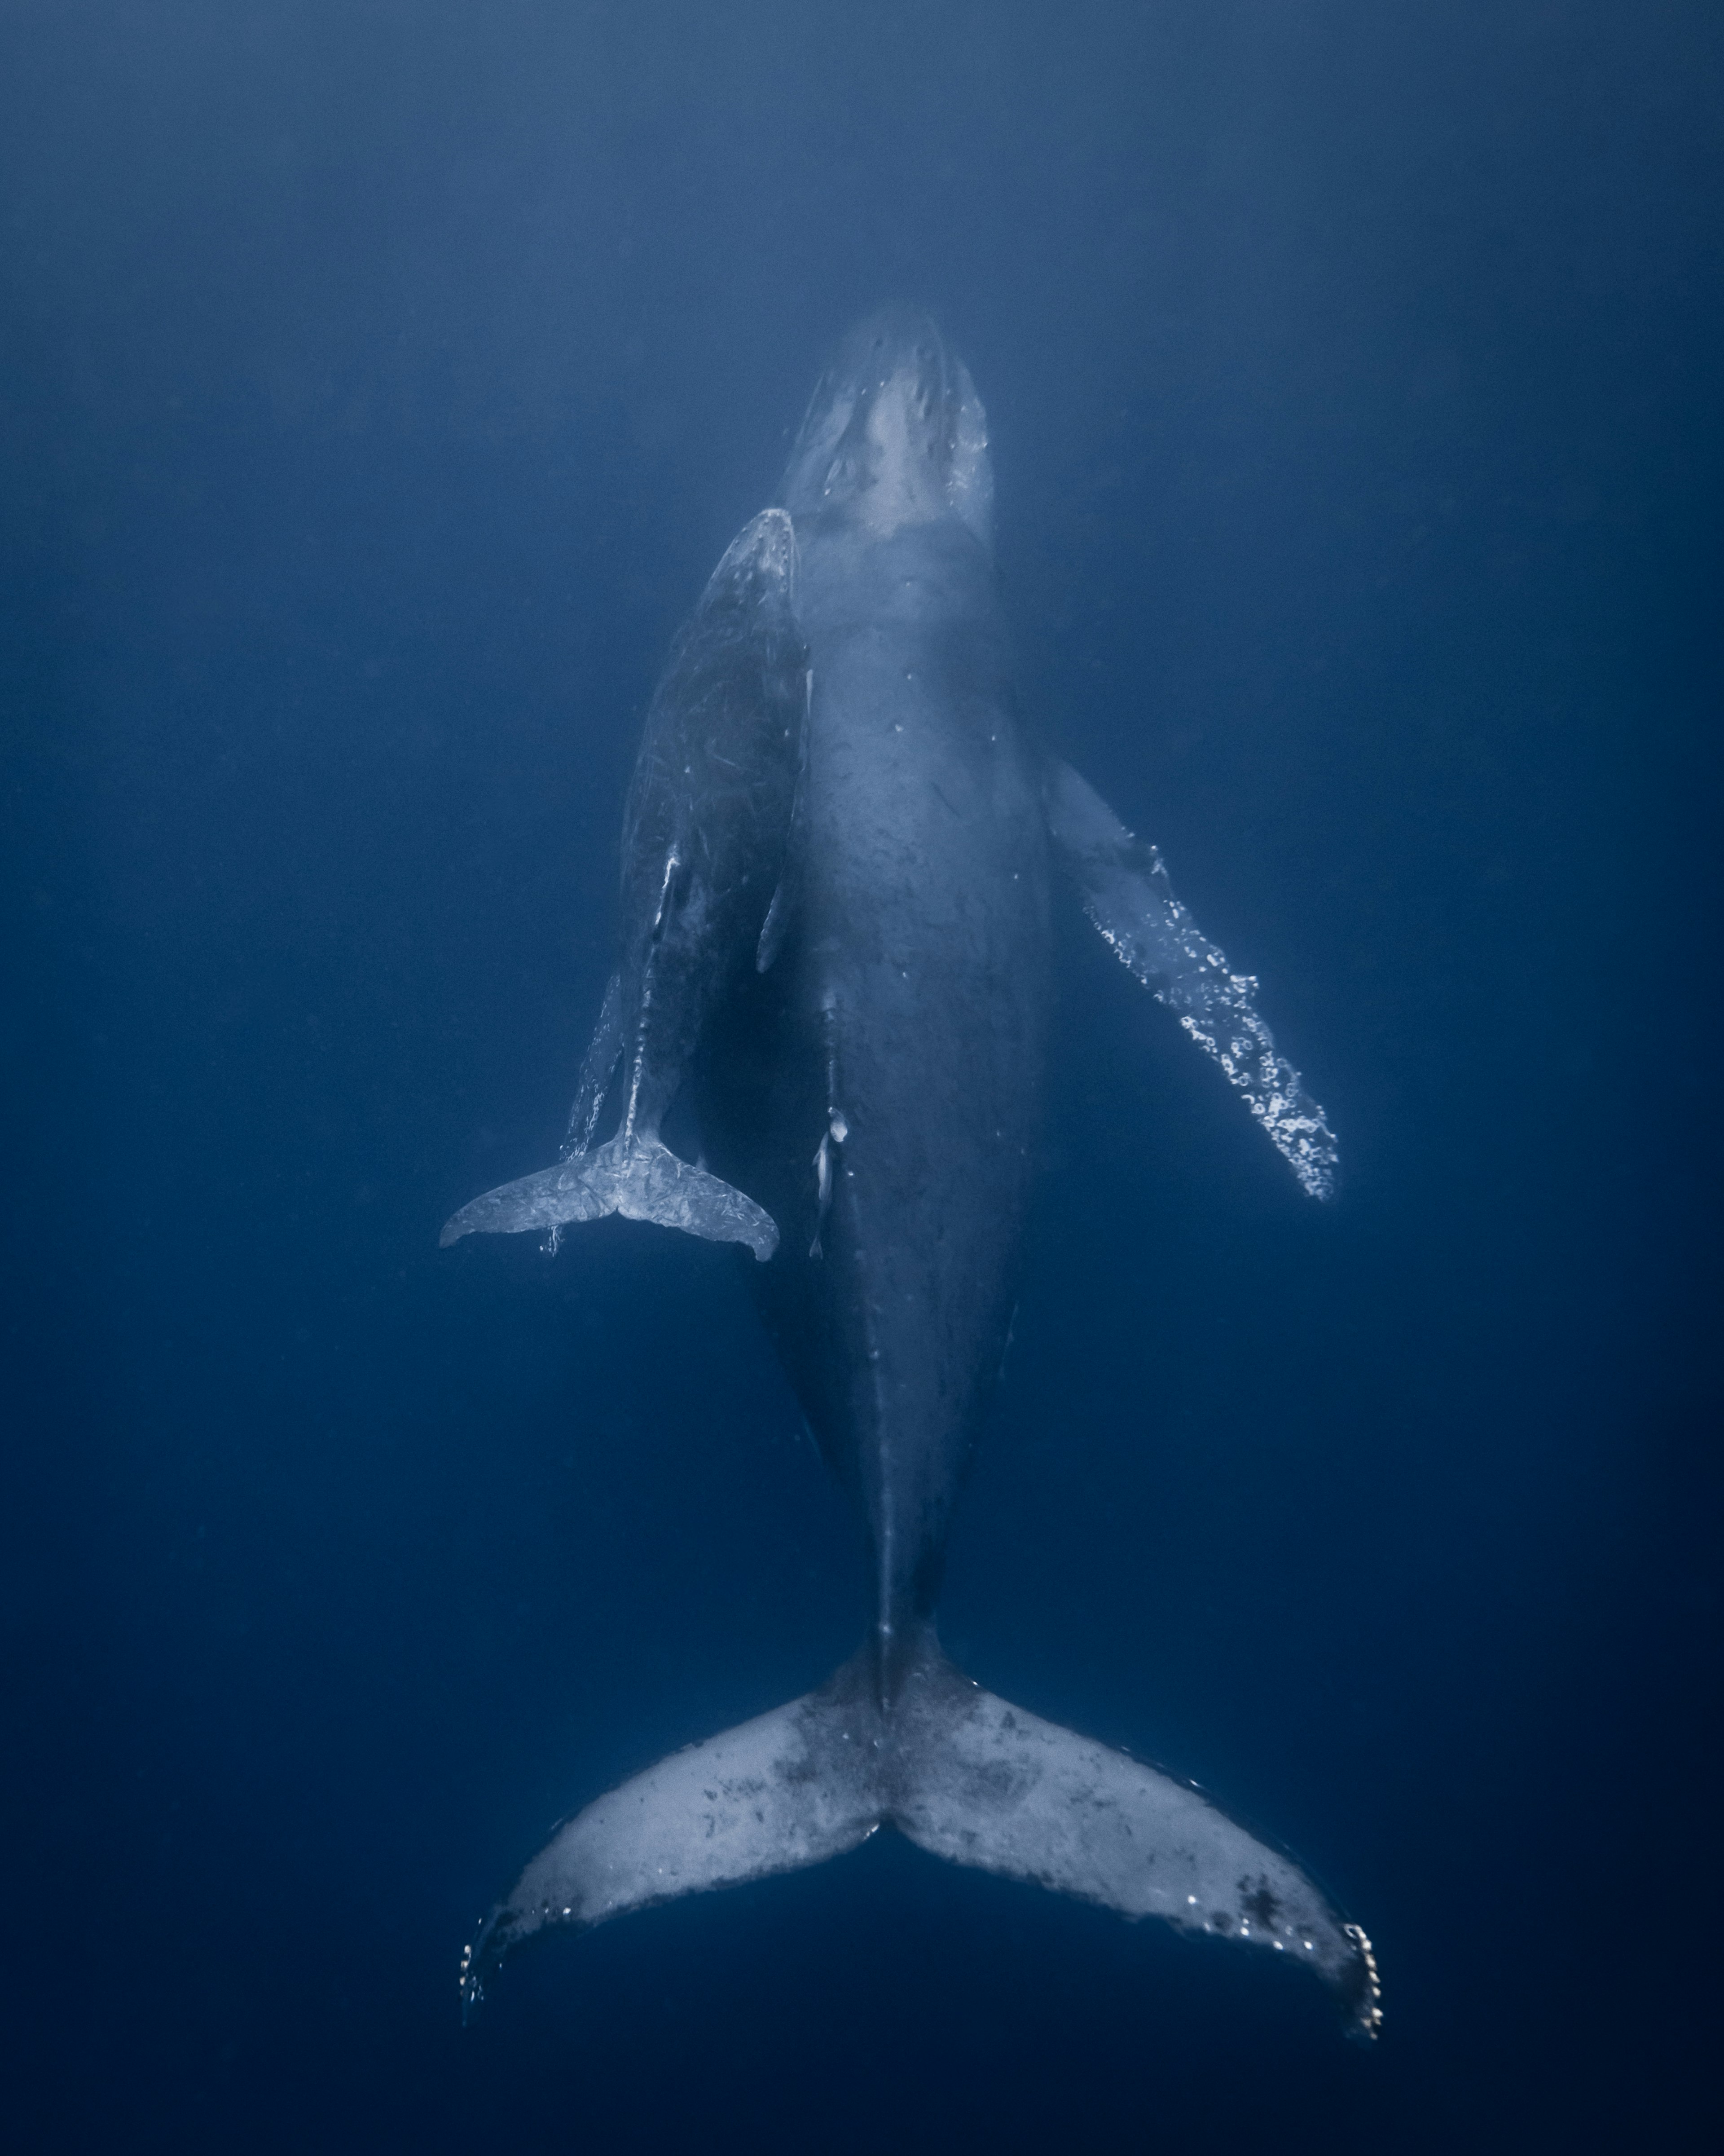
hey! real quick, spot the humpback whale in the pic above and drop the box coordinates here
[443,308,1377,2037]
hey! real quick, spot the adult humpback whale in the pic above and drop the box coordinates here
[443,309,1377,2036]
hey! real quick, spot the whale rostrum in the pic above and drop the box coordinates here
[442,309,1378,2038]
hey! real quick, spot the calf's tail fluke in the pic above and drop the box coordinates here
[458,1645,1381,2038]
[438,1134,778,1261]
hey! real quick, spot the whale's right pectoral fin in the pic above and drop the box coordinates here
[1044,757,1339,1202]
[439,1134,778,1260]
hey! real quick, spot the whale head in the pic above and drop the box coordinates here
[780,307,993,550]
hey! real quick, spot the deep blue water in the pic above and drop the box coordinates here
[4,4,1719,2149]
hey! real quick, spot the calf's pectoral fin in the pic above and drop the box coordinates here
[439,1134,778,1260]
[756,665,813,976]
[1043,757,1340,1203]
[459,1647,1379,2039]
[562,971,624,1159]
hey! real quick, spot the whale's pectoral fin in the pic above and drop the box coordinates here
[459,1673,880,2021]
[562,971,624,1160]
[756,666,814,975]
[461,1649,1379,2038]
[893,1670,1380,2038]
[439,1134,778,1260]
[1043,758,1339,1201]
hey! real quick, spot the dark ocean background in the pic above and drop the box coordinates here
[4,4,1719,2149]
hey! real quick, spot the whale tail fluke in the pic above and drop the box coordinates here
[438,1134,778,1261]
[458,1645,1380,2037]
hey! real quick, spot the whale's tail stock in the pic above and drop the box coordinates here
[459,1642,1381,2038]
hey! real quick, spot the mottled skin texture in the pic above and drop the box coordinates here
[698,512,1048,1671]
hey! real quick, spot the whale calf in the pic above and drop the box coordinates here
[441,507,805,1261]
[445,308,1376,2036]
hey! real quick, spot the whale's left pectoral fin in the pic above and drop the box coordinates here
[439,1134,778,1260]
[1044,758,1339,1201]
